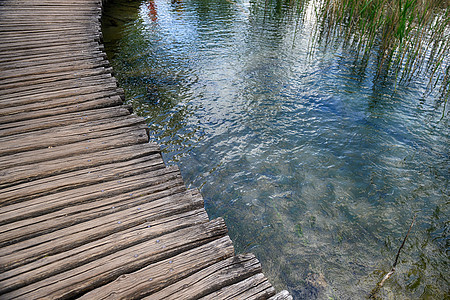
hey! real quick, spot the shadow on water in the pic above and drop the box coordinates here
[102,0,449,299]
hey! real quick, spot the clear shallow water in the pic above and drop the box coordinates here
[102,0,449,298]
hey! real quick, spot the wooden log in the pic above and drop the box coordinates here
[0,208,210,294]
[144,253,263,300]
[2,224,231,299]
[198,273,276,300]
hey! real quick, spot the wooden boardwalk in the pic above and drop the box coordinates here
[0,0,291,299]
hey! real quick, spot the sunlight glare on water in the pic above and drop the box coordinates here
[102,0,449,298]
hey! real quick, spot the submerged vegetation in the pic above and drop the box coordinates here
[102,0,448,297]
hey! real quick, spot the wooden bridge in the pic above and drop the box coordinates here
[0,0,291,299]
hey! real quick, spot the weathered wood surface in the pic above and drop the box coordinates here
[0,0,291,298]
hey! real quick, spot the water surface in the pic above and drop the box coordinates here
[102,0,449,298]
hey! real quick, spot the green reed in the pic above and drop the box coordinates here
[312,0,449,104]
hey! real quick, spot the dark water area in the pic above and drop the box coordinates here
[102,0,449,298]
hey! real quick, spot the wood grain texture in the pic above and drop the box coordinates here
[78,235,235,300]
[0,0,289,298]
[0,208,210,294]
[4,223,230,299]
[199,273,276,300]
[268,290,294,300]
[146,253,263,300]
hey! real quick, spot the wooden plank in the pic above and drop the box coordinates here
[0,16,101,22]
[0,8,101,14]
[0,105,131,137]
[0,57,108,79]
[0,33,99,47]
[0,21,99,28]
[0,115,147,156]
[3,224,231,299]
[0,5,101,11]
[0,67,113,92]
[0,18,101,25]
[0,42,101,59]
[0,10,100,16]
[0,57,108,78]
[145,253,263,300]
[0,77,116,102]
[0,0,290,298]
[1,6,100,11]
[0,27,100,38]
[4,0,100,4]
[0,106,131,137]
[0,178,186,245]
[0,142,154,187]
[0,90,122,117]
[199,273,276,300]
[0,75,117,103]
[0,36,100,53]
[0,208,210,294]
[0,153,163,205]
[0,165,177,226]
[0,51,107,71]
[77,235,234,300]
[0,189,207,270]
[5,0,101,4]
[0,56,108,73]
[0,34,98,44]
[0,45,104,65]
[0,95,123,124]
[0,129,148,171]
[268,290,294,300]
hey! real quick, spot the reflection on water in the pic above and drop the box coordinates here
[102,0,449,298]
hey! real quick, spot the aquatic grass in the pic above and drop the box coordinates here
[256,0,448,108]
[312,0,449,107]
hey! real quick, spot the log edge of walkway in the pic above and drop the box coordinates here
[0,0,292,299]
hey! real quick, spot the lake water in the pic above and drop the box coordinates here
[102,0,449,298]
